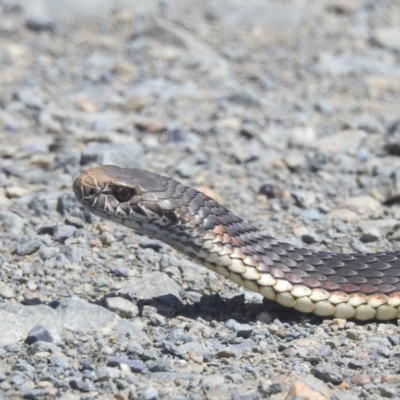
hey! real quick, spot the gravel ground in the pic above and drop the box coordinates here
[1,0,400,399]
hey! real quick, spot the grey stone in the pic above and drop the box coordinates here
[387,336,400,346]
[108,357,148,374]
[81,142,144,168]
[38,246,59,260]
[379,385,397,398]
[354,114,384,134]
[111,266,131,277]
[126,342,144,356]
[150,313,167,326]
[225,89,265,107]
[56,193,81,216]
[140,386,159,400]
[69,379,94,392]
[11,372,27,386]
[225,320,253,338]
[26,169,72,185]
[119,272,182,304]
[26,14,55,31]
[22,388,47,399]
[16,238,42,256]
[373,28,400,51]
[105,297,139,318]
[53,225,77,242]
[161,341,185,358]
[27,341,61,354]
[0,210,26,232]
[0,283,15,299]
[64,216,84,229]
[0,303,61,345]
[226,338,255,356]
[348,360,365,369]
[315,99,334,114]
[292,190,317,209]
[311,364,343,384]
[14,88,44,109]
[59,244,88,263]
[50,354,69,368]
[360,227,381,243]
[175,162,197,178]
[55,298,147,340]
[288,126,316,147]
[311,130,366,153]
[25,325,53,345]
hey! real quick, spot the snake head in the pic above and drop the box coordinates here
[73,165,181,232]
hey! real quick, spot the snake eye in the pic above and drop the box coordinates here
[114,187,136,202]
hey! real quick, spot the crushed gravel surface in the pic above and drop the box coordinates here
[1,0,400,399]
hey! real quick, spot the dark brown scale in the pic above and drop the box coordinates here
[280,243,296,251]
[328,275,348,284]
[359,269,385,278]
[359,284,377,294]
[280,257,297,268]
[309,273,328,281]
[270,268,286,279]
[288,252,305,262]
[321,280,340,290]
[315,252,335,260]
[368,278,383,285]
[380,276,399,284]
[336,268,358,277]
[297,262,316,272]
[314,265,336,276]
[388,259,400,270]
[324,259,345,269]
[377,254,398,263]
[305,256,324,266]
[253,244,267,254]
[271,246,289,257]
[273,263,292,273]
[260,255,274,266]
[348,276,367,285]
[384,268,400,277]
[356,255,378,263]
[367,261,391,271]
[263,251,282,262]
[332,254,356,262]
[256,263,271,273]
[285,273,303,284]
[377,284,396,294]
[339,283,359,292]
[302,278,321,288]
[289,268,310,278]
[345,261,369,271]
[297,249,315,257]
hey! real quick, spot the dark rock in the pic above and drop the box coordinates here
[26,15,55,32]
[311,364,343,384]
[25,325,53,345]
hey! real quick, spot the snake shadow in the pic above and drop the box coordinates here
[131,292,322,325]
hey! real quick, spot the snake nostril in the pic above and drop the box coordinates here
[88,188,96,196]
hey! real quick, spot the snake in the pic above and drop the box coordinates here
[73,165,400,321]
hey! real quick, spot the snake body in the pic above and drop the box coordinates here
[73,165,400,321]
